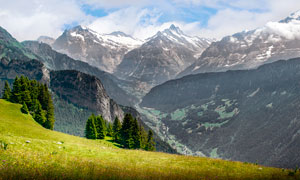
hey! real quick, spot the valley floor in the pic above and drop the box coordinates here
[0,99,299,180]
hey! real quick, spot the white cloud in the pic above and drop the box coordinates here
[265,20,300,40]
[184,0,300,39]
[194,9,273,39]
[0,0,89,41]
[1,0,300,42]
[80,0,151,8]
[88,7,161,37]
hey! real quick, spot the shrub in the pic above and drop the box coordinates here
[0,140,8,150]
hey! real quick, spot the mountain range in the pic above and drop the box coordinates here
[0,26,175,153]
[1,10,300,169]
[178,10,300,77]
[52,25,143,73]
[45,25,213,95]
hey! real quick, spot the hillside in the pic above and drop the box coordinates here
[0,99,297,180]
[140,57,300,168]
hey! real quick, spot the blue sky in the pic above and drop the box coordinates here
[0,0,299,41]
[81,3,218,27]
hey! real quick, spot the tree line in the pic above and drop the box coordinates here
[2,76,55,130]
[85,113,155,151]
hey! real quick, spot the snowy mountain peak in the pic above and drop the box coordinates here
[68,25,87,32]
[169,24,180,31]
[163,24,184,36]
[289,10,300,19]
[279,10,300,23]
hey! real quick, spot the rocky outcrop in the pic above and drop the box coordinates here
[0,58,49,83]
[50,70,124,123]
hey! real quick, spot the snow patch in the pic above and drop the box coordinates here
[70,32,84,41]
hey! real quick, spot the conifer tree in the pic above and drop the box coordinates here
[139,125,148,150]
[95,115,106,139]
[121,114,134,149]
[44,95,55,130]
[113,117,122,143]
[38,84,49,110]
[132,118,141,149]
[146,130,156,151]
[106,123,113,137]
[85,115,97,139]
[22,90,32,107]
[21,102,29,114]
[34,101,46,126]
[11,76,22,103]
[2,80,11,100]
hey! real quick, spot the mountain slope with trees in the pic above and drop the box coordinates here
[0,99,296,180]
[141,57,300,168]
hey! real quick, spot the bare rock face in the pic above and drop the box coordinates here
[52,25,143,73]
[0,58,49,84]
[50,70,124,123]
[179,11,300,78]
[115,25,212,87]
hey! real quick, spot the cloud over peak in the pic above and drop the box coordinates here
[0,0,300,41]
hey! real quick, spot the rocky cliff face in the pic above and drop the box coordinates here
[179,11,300,77]
[0,58,49,84]
[22,41,138,106]
[115,25,212,86]
[52,25,143,73]
[141,57,300,168]
[50,70,124,123]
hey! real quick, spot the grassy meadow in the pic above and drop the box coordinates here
[0,99,299,180]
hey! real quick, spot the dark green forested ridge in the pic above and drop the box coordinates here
[1,76,55,130]
[85,113,155,151]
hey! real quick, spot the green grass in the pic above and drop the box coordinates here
[0,99,299,180]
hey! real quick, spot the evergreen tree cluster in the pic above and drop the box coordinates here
[85,114,111,140]
[2,76,55,130]
[85,113,155,151]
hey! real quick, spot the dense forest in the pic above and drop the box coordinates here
[2,76,55,130]
[85,113,156,151]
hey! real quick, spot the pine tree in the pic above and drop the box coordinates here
[22,90,32,107]
[131,118,141,149]
[44,95,55,130]
[85,115,97,139]
[146,130,156,151]
[38,84,49,110]
[121,114,134,149]
[95,115,106,139]
[11,76,22,103]
[2,80,11,100]
[106,123,113,137]
[113,117,122,143]
[139,125,148,150]
[21,102,29,114]
[34,101,46,126]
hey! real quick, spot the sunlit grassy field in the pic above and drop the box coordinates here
[0,99,299,180]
